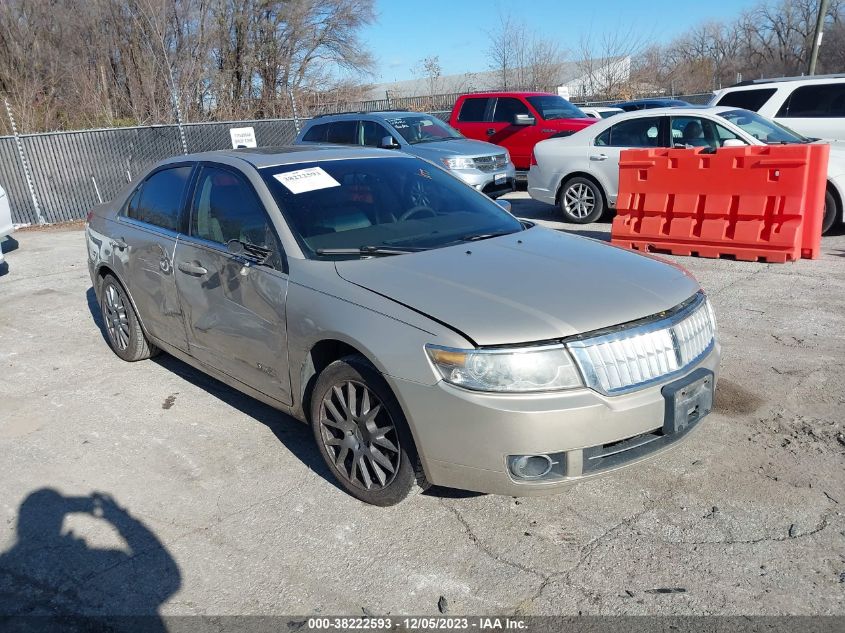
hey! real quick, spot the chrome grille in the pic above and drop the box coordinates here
[567,294,716,395]
[473,154,508,172]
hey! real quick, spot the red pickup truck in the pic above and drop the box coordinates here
[448,92,595,172]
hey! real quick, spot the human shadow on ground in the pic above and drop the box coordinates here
[0,489,180,632]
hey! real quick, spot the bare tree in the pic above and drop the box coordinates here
[575,23,649,100]
[414,55,442,97]
[485,14,564,91]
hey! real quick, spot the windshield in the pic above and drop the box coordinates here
[718,109,808,144]
[260,157,523,258]
[384,115,462,144]
[526,95,587,120]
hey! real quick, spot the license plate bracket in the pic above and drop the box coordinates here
[662,368,714,435]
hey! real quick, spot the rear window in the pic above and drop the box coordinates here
[457,97,490,122]
[777,83,845,118]
[715,88,777,112]
[326,121,357,144]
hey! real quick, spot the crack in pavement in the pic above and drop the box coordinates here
[438,498,545,580]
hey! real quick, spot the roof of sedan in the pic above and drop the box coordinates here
[167,145,406,169]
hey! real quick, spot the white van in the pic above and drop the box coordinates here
[710,75,845,141]
[0,185,13,269]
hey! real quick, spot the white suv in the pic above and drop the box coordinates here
[710,75,845,141]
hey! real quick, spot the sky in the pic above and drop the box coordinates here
[359,0,762,83]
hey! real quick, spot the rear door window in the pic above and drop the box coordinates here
[326,121,358,144]
[302,123,329,142]
[595,117,663,147]
[128,166,192,231]
[492,97,530,123]
[715,88,777,112]
[457,97,491,122]
[777,83,845,118]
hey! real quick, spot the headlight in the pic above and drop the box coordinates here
[440,156,475,170]
[504,150,511,164]
[425,343,583,392]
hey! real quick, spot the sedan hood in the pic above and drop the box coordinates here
[408,138,506,161]
[335,227,700,346]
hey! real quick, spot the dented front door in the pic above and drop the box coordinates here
[174,239,290,404]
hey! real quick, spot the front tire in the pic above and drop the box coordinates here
[823,188,839,235]
[99,274,158,362]
[558,176,605,224]
[310,355,428,506]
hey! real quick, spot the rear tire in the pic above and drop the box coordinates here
[822,188,838,235]
[558,176,605,224]
[310,355,429,506]
[99,274,158,362]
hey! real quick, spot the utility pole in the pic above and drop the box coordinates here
[807,0,830,75]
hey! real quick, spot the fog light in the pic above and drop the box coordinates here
[509,454,553,479]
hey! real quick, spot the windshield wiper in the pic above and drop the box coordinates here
[315,245,424,257]
[457,230,519,242]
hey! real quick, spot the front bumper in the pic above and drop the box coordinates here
[452,164,517,199]
[389,345,720,496]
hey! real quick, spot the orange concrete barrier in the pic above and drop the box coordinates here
[611,144,829,263]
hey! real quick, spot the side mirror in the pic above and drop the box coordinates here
[496,199,512,213]
[514,113,535,126]
[722,138,746,148]
[379,135,401,149]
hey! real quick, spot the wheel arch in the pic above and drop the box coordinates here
[555,171,609,209]
[828,179,844,224]
[93,263,153,342]
[299,339,381,423]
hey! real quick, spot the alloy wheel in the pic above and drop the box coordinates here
[563,183,596,219]
[104,284,130,351]
[318,380,401,491]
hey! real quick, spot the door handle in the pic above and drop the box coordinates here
[590,154,608,161]
[110,238,128,250]
[486,128,495,135]
[178,261,208,276]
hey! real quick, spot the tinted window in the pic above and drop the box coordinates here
[457,97,490,122]
[191,166,281,269]
[595,117,662,147]
[260,157,523,258]
[777,83,845,118]
[670,116,742,149]
[492,97,530,122]
[362,120,390,147]
[526,95,587,120]
[302,123,329,142]
[716,88,776,112]
[129,166,191,231]
[326,120,357,144]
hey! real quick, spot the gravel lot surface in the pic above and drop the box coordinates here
[1,191,843,617]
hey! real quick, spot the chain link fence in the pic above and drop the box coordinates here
[0,90,712,226]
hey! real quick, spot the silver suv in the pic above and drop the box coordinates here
[86,146,719,506]
[296,111,516,198]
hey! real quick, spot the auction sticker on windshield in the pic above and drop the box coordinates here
[274,167,340,194]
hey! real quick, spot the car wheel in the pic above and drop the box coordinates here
[822,188,838,235]
[559,177,605,224]
[310,355,429,506]
[99,274,159,362]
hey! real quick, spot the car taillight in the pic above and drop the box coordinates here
[530,150,537,166]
